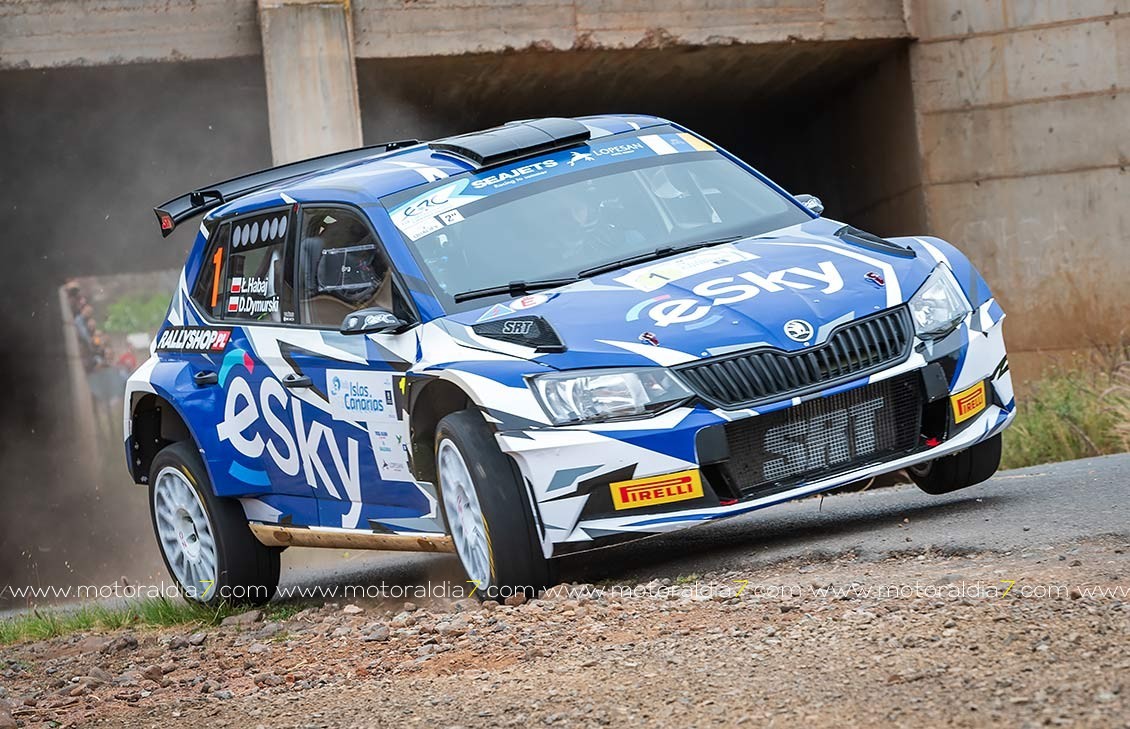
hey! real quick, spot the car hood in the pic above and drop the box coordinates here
[451,218,939,369]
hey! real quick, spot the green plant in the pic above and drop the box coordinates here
[0,598,309,645]
[1001,353,1126,470]
[101,292,171,334]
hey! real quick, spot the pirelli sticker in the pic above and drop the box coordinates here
[951,381,988,423]
[610,469,704,511]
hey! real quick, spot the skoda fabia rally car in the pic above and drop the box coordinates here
[127,115,1014,604]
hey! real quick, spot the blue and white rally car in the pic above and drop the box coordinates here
[127,115,1014,603]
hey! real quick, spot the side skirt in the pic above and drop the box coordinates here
[248,523,454,553]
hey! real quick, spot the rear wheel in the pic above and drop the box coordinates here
[909,434,1002,495]
[149,442,280,606]
[435,409,554,598]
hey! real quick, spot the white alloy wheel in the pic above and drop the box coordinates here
[151,465,218,596]
[438,437,493,589]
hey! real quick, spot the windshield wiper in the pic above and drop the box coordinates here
[576,235,745,279]
[453,277,579,304]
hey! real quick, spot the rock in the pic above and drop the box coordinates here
[168,635,189,650]
[363,625,391,642]
[403,601,419,612]
[247,643,270,654]
[254,673,285,687]
[188,632,208,646]
[330,627,352,638]
[254,622,284,639]
[141,665,164,683]
[76,636,114,654]
[437,618,469,637]
[452,598,480,613]
[504,592,528,607]
[108,634,139,653]
[221,609,263,627]
[481,600,500,612]
[214,689,233,700]
[541,584,572,601]
[0,708,14,729]
[342,604,364,615]
[200,680,221,694]
[88,666,113,684]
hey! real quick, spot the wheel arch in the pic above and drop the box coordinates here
[127,391,198,486]
[407,377,474,486]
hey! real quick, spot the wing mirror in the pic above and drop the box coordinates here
[340,308,406,335]
[796,194,824,215]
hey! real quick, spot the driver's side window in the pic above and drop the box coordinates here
[296,207,413,328]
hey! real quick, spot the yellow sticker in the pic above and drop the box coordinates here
[951,381,987,423]
[610,469,704,511]
[678,132,715,152]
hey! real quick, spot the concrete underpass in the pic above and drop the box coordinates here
[0,0,1126,593]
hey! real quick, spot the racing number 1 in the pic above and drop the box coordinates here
[210,246,224,308]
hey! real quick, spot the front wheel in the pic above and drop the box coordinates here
[435,410,555,598]
[148,442,280,606]
[909,434,1002,495]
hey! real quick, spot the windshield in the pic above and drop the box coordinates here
[381,128,808,311]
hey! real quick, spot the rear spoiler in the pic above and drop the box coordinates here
[152,140,420,237]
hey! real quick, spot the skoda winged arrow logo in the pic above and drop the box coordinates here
[783,319,815,343]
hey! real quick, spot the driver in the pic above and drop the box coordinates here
[557,183,644,262]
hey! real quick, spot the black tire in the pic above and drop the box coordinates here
[435,409,555,598]
[148,441,280,606]
[909,434,1002,495]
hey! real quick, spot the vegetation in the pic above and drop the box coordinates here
[101,292,171,334]
[1001,345,1130,470]
[0,598,306,645]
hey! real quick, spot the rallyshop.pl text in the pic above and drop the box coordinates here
[3,580,1129,604]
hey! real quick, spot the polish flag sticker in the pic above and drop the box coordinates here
[228,297,240,313]
[230,277,243,293]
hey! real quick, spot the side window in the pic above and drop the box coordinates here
[223,209,296,324]
[297,207,413,328]
[191,223,230,318]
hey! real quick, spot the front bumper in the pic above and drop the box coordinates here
[496,308,1015,558]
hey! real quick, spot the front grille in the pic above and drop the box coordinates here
[675,306,913,409]
[723,373,923,498]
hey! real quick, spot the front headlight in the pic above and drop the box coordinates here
[908,264,971,339]
[530,368,693,425]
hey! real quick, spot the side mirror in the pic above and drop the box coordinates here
[340,308,406,335]
[796,194,824,215]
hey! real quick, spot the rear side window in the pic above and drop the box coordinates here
[222,209,296,324]
[191,223,230,318]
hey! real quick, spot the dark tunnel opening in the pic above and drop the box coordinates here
[0,40,924,595]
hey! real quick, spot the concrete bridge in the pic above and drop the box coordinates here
[1,0,1127,355]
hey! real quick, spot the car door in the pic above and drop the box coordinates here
[191,206,329,528]
[283,204,438,532]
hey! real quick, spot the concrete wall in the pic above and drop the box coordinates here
[1,0,909,68]
[906,0,1130,351]
[750,45,927,237]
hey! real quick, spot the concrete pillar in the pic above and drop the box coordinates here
[257,0,363,165]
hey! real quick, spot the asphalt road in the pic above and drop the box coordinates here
[277,453,1130,594]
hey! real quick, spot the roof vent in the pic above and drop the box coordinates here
[429,118,590,167]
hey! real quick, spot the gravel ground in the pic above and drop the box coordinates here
[1,537,1127,728]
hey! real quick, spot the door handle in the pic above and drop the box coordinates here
[193,370,218,387]
[282,373,312,388]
